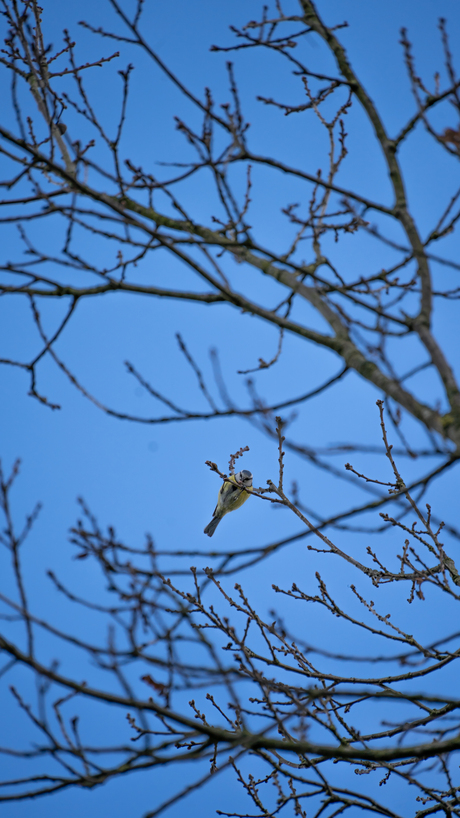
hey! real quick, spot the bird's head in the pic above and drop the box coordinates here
[235,469,253,488]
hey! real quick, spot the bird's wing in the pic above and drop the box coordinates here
[215,479,240,516]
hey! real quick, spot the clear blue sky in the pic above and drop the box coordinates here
[1,1,460,815]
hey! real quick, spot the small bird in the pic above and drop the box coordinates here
[204,470,253,537]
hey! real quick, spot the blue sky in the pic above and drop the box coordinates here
[1,1,460,815]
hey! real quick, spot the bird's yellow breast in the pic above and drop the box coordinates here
[214,474,252,517]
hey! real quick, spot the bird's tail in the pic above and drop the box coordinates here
[204,516,221,537]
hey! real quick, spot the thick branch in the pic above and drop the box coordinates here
[0,125,452,443]
[1,632,459,763]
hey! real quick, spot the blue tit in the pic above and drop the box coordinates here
[204,470,253,537]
